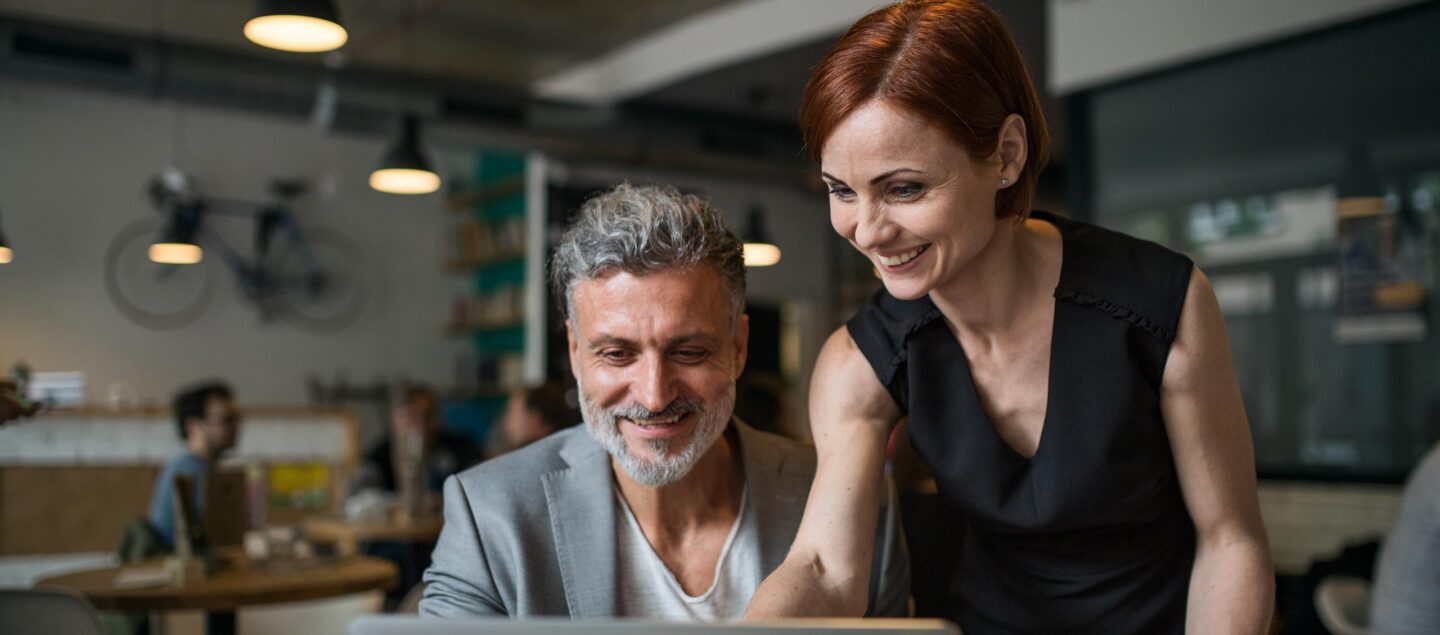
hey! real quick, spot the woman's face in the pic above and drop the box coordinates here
[821,100,1005,301]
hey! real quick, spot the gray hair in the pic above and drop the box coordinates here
[550,183,746,326]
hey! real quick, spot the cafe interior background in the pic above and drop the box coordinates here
[1,0,1438,633]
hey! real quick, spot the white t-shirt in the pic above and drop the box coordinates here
[613,485,761,620]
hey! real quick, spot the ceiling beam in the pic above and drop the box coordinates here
[533,0,881,106]
[1047,0,1423,94]
[0,14,815,187]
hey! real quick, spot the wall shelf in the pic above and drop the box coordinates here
[444,321,525,338]
[442,150,546,429]
[444,252,525,273]
[445,175,526,212]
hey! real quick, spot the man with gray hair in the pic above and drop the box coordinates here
[422,183,909,619]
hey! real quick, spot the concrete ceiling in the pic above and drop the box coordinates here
[0,0,1062,159]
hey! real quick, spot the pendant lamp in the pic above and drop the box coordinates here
[742,205,781,267]
[245,0,348,53]
[0,208,12,264]
[149,214,203,265]
[1337,143,1386,219]
[370,113,441,195]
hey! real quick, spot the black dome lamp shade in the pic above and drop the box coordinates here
[244,0,348,53]
[370,113,441,195]
[742,204,781,267]
[0,208,12,264]
[1337,142,1386,219]
[149,212,203,265]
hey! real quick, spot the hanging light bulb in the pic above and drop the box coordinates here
[149,214,203,264]
[244,0,348,53]
[0,207,11,264]
[370,113,441,195]
[742,205,781,267]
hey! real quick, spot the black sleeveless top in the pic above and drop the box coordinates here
[848,211,1197,634]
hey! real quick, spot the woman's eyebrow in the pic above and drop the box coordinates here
[819,168,923,186]
[867,168,922,184]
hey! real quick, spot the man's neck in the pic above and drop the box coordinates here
[613,426,745,543]
[186,439,217,462]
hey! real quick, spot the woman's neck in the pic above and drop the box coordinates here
[929,216,1058,338]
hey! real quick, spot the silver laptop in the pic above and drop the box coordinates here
[350,616,961,635]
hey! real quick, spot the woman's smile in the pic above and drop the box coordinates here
[876,244,931,270]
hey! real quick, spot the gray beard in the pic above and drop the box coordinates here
[578,384,734,488]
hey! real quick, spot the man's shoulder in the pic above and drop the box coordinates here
[160,451,207,474]
[736,422,817,483]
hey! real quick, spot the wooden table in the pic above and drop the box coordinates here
[36,554,396,634]
[303,515,444,556]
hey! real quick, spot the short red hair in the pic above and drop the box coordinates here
[799,0,1050,220]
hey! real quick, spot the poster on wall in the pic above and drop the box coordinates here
[1334,188,1432,343]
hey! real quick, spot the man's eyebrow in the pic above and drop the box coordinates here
[586,335,634,349]
[668,333,721,347]
[585,333,721,349]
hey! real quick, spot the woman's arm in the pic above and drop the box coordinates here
[1162,267,1275,634]
[745,327,901,617]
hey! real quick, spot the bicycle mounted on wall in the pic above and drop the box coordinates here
[104,169,366,332]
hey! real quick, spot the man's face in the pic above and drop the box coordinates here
[567,266,748,488]
[392,394,438,437]
[500,392,545,449]
[198,395,240,453]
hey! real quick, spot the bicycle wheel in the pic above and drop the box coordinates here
[268,226,367,333]
[104,216,216,330]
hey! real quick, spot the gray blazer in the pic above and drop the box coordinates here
[421,419,910,618]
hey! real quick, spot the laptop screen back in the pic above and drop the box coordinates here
[349,616,960,635]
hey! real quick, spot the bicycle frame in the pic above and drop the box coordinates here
[109,173,364,332]
[163,196,327,308]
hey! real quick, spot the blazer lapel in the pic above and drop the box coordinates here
[542,432,618,618]
[735,419,809,575]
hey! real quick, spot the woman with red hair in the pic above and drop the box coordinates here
[746,2,1273,632]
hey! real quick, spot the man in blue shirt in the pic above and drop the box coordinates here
[146,381,240,549]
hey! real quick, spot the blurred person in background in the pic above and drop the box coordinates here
[147,381,239,549]
[349,385,483,507]
[348,385,482,608]
[496,380,579,455]
[0,379,41,425]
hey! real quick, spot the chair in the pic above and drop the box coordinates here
[1315,575,1378,635]
[0,587,106,635]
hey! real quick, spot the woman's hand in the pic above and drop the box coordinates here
[746,327,900,618]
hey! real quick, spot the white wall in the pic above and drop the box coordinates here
[0,79,465,409]
[1047,0,1422,93]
